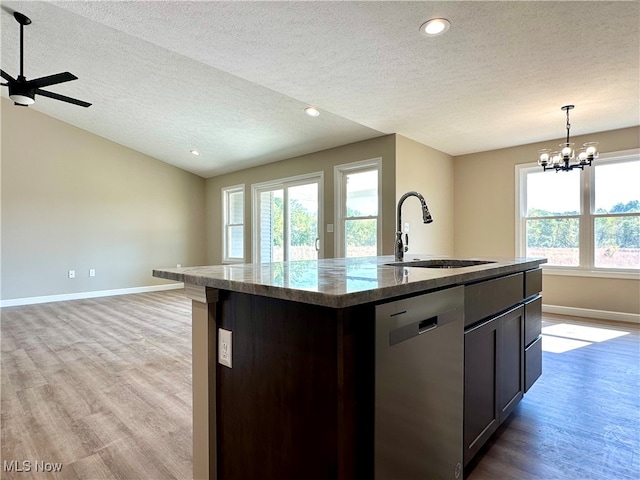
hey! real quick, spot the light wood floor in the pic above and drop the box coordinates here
[1,290,193,479]
[1,291,639,479]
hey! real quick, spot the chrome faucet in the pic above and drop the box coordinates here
[395,191,433,261]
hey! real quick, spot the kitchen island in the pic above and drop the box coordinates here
[153,255,545,480]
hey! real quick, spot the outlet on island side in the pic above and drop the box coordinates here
[218,328,232,368]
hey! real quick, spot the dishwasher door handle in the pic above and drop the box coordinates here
[418,316,438,334]
[388,308,458,346]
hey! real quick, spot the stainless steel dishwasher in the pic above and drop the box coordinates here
[375,286,464,479]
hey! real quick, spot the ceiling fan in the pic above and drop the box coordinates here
[1,11,91,107]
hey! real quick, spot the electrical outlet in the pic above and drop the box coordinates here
[404,222,410,233]
[68,270,75,279]
[89,269,96,277]
[177,264,182,268]
[218,328,232,368]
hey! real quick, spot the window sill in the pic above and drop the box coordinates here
[542,266,640,280]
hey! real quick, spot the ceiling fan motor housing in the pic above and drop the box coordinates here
[8,76,35,105]
[8,82,36,105]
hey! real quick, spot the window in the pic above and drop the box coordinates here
[222,185,244,263]
[335,159,381,258]
[516,149,639,274]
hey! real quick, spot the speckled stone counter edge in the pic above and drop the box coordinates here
[153,256,546,308]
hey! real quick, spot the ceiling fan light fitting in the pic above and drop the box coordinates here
[9,93,35,105]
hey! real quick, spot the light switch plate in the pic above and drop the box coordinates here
[327,223,334,233]
[218,328,232,368]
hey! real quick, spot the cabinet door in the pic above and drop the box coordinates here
[499,306,524,424]
[464,317,500,466]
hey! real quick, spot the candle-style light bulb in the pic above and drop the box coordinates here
[577,149,588,164]
[560,143,574,160]
[584,142,599,159]
[537,149,551,166]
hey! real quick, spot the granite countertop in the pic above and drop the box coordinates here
[153,255,546,308]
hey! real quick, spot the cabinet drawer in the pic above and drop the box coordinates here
[524,295,542,347]
[465,273,523,327]
[524,268,542,299]
[524,336,542,393]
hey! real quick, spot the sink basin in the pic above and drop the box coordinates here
[385,259,496,269]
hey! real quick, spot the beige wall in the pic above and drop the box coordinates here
[1,98,206,301]
[205,135,396,264]
[3,96,636,316]
[454,126,640,315]
[395,135,454,257]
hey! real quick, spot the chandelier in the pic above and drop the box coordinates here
[537,105,599,172]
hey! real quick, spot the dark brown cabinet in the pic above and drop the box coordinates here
[524,295,543,392]
[463,268,542,466]
[463,305,524,465]
[464,272,523,327]
[463,316,499,465]
[498,305,524,423]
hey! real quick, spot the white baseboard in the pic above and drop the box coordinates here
[543,304,640,324]
[0,283,185,308]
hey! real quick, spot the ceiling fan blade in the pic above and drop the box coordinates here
[1,69,16,82]
[36,88,92,108]
[27,72,77,89]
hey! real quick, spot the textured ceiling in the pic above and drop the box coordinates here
[1,1,638,178]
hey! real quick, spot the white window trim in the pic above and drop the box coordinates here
[251,171,324,263]
[334,158,382,258]
[222,184,245,264]
[515,148,640,279]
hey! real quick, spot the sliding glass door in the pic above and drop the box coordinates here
[253,174,322,263]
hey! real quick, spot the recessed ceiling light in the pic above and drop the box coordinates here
[304,106,320,117]
[419,18,450,37]
[190,149,200,156]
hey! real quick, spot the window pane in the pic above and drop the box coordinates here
[526,170,580,216]
[594,216,640,268]
[346,170,378,217]
[526,218,579,266]
[227,226,243,259]
[228,191,243,224]
[288,183,319,261]
[345,219,377,257]
[260,190,283,262]
[594,161,640,214]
